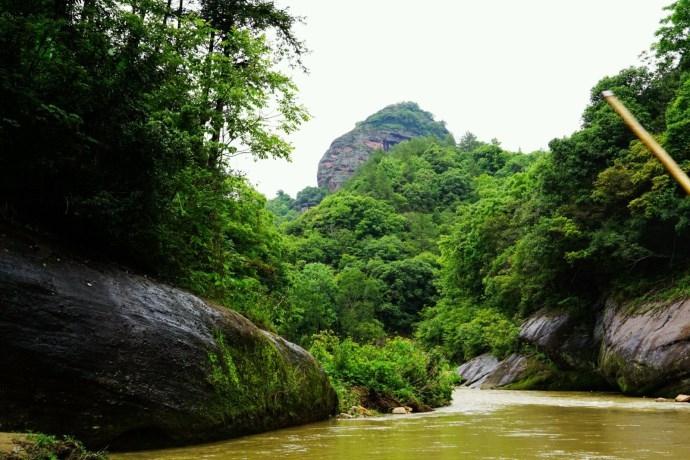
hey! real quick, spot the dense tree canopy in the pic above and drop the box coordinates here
[417,1,690,358]
[270,0,690,369]
[0,0,306,322]
[6,0,690,413]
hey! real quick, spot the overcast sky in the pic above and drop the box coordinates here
[230,0,670,198]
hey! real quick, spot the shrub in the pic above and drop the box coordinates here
[1,434,107,460]
[309,332,457,413]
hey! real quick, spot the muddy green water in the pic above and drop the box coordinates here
[114,388,690,460]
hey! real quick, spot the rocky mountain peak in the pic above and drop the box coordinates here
[316,102,450,191]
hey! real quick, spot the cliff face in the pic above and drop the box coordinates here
[458,298,690,396]
[598,298,690,395]
[317,102,450,191]
[0,228,337,450]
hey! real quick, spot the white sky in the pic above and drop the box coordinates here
[231,0,670,198]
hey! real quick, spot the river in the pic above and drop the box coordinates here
[114,388,690,459]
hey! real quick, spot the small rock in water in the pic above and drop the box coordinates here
[655,397,671,402]
[391,407,408,414]
[675,394,690,402]
[338,413,353,419]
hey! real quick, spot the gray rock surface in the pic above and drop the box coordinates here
[0,228,337,450]
[457,353,500,388]
[480,354,536,389]
[598,298,690,396]
[520,308,600,371]
[512,298,690,396]
[519,309,572,349]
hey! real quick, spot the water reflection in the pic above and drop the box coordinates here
[114,388,690,460]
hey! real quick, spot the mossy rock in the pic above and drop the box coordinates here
[0,228,337,450]
[485,353,610,392]
[598,297,690,397]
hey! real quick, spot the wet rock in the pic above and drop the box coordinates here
[675,394,690,403]
[519,309,571,348]
[512,297,690,395]
[457,353,500,388]
[391,407,409,415]
[599,298,690,396]
[353,387,430,413]
[480,354,537,389]
[0,228,337,450]
[655,397,672,402]
[520,308,600,371]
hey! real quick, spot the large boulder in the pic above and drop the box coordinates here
[506,298,690,395]
[599,298,690,396]
[0,228,337,450]
[479,354,541,389]
[520,308,600,371]
[456,353,500,388]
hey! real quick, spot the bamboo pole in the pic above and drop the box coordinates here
[602,90,690,195]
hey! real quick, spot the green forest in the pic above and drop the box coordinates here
[4,0,690,418]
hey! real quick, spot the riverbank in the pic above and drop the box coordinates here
[0,433,23,456]
[0,433,107,460]
[456,297,690,397]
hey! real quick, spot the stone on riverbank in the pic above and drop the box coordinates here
[0,228,337,450]
[457,353,500,388]
[463,296,690,396]
[519,308,600,371]
[479,354,533,389]
[598,298,690,396]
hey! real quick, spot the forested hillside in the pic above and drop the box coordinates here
[271,129,534,406]
[5,0,690,427]
[0,0,457,415]
[270,0,690,405]
[0,0,307,323]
